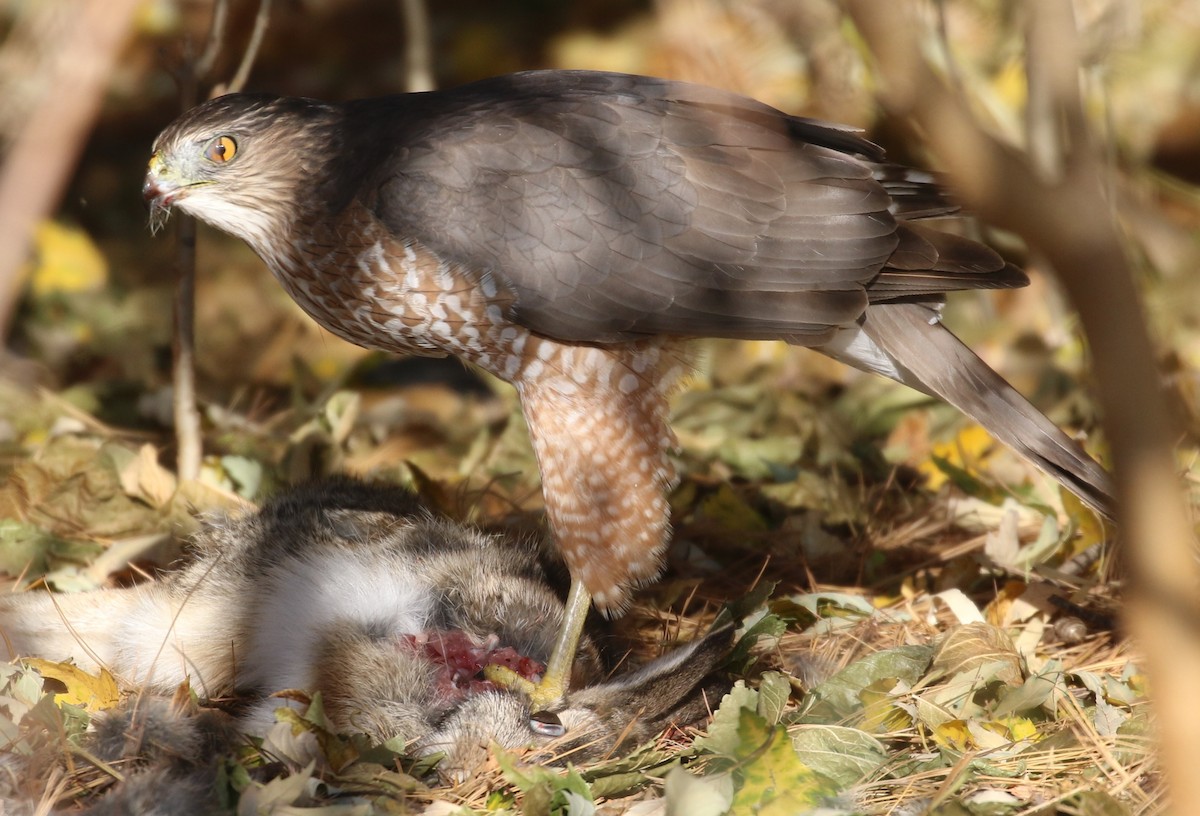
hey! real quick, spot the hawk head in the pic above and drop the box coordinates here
[143,94,339,249]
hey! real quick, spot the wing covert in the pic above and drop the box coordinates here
[365,72,910,343]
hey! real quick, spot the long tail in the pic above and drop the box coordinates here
[825,301,1115,517]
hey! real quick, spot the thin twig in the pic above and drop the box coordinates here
[169,3,224,482]
[195,0,229,80]
[401,0,434,93]
[221,0,272,96]
[173,215,202,480]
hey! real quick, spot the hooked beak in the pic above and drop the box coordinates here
[143,153,183,206]
[143,153,185,232]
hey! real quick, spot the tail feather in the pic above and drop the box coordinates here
[840,301,1115,517]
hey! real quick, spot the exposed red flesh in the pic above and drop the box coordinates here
[398,630,545,701]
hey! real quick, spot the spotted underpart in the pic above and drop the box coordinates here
[252,199,686,610]
[143,69,1116,619]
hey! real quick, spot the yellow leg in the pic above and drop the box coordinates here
[528,578,591,710]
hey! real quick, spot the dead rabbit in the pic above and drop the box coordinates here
[0,478,732,796]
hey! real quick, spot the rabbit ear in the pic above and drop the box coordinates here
[559,623,736,746]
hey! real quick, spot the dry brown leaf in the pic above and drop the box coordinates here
[930,621,1024,687]
[117,443,177,509]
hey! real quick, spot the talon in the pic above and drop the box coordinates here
[483,663,536,697]
[527,578,591,710]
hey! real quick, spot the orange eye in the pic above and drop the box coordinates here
[205,136,237,163]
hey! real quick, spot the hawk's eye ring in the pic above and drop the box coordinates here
[205,136,238,164]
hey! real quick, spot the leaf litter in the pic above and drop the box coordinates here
[0,346,1158,815]
[2,3,1190,809]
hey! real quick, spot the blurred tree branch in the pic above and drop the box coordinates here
[401,0,434,93]
[218,0,272,97]
[847,0,1196,804]
[0,0,141,347]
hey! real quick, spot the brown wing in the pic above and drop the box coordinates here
[360,71,1018,344]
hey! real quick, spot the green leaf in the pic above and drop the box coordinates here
[923,662,1020,720]
[519,780,553,816]
[800,645,933,722]
[1091,699,1129,736]
[560,790,595,816]
[726,613,786,672]
[730,708,836,814]
[495,748,594,816]
[716,435,804,481]
[586,771,653,800]
[713,580,778,629]
[929,454,1007,506]
[764,597,819,630]
[790,591,884,637]
[237,760,317,810]
[220,455,264,499]
[757,671,792,726]
[0,520,102,585]
[695,681,759,755]
[790,725,888,787]
[323,390,362,446]
[993,662,1064,718]
[355,735,408,767]
[1060,790,1132,816]
[697,483,770,530]
[1103,675,1140,707]
[580,743,679,798]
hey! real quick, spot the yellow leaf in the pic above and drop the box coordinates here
[918,424,996,490]
[932,719,973,752]
[1000,716,1039,742]
[984,580,1028,627]
[991,57,1028,110]
[1062,488,1113,559]
[730,709,836,814]
[311,353,345,381]
[26,221,108,297]
[135,0,181,35]
[859,679,913,734]
[23,658,120,713]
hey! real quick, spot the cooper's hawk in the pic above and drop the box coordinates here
[144,70,1113,707]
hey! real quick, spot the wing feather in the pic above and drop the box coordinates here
[359,71,1019,343]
